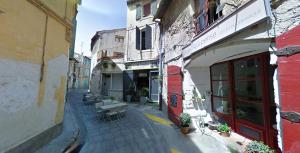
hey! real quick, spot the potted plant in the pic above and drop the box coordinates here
[217,123,231,137]
[245,141,274,153]
[179,113,191,134]
[140,87,149,104]
[125,83,134,103]
[102,61,108,69]
[111,62,116,69]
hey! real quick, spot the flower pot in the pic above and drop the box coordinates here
[208,121,219,130]
[140,96,147,104]
[181,126,190,134]
[219,132,230,137]
[126,95,132,103]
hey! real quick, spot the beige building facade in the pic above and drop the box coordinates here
[90,29,126,100]
[124,0,160,103]
[0,0,79,152]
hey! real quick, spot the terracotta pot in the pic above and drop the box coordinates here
[181,127,189,134]
[219,132,230,137]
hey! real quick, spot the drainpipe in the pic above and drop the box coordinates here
[157,19,163,110]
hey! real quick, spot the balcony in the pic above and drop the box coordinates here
[183,0,271,59]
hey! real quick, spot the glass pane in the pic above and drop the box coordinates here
[211,63,228,80]
[212,81,229,97]
[235,79,263,101]
[213,97,231,114]
[234,57,260,79]
[236,101,264,126]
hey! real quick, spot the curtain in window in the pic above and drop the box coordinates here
[198,0,208,31]
[151,0,157,16]
[136,4,141,20]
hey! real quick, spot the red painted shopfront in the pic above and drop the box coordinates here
[210,53,278,149]
[167,65,183,126]
[276,25,300,152]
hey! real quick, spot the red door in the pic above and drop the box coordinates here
[167,65,183,126]
[276,25,300,152]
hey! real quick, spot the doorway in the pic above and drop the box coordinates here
[211,53,277,147]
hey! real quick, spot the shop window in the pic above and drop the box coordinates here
[236,101,264,125]
[211,63,231,115]
[136,25,152,50]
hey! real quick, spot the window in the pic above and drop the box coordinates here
[136,0,157,20]
[211,63,231,115]
[136,4,142,20]
[136,25,152,50]
[143,3,151,17]
[194,0,224,34]
[115,35,124,43]
[151,0,157,16]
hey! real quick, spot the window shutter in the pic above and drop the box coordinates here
[151,0,157,16]
[136,4,141,20]
[145,24,152,50]
[136,26,141,50]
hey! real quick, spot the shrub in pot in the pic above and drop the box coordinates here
[217,123,231,137]
[140,87,149,104]
[179,113,191,134]
[125,84,134,103]
[245,141,274,153]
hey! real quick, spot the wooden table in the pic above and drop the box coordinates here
[99,103,127,110]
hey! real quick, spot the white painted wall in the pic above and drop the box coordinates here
[0,55,68,152]
[126,0,160,63]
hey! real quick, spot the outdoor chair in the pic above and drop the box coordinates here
[104,110,119,121]
[96,109,108,120]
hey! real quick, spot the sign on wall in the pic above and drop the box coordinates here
[183,0,270,59]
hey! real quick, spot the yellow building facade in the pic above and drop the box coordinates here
[0,0,79,152]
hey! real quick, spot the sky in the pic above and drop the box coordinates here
[74,0,127,57]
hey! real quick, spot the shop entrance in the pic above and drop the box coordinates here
[211,53,277,148]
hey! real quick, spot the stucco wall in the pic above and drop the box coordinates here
[0,0,75,151]
[126,0,160,62]
[90,29,126,95]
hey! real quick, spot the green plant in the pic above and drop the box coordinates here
[217,123,231,133]
[110,96,115,100]
[111,62,116,68]
[245,141,275,153]
[102,61,108,68]
[192,87,201,102]
[141,87,149,97]
[179,113,191,127]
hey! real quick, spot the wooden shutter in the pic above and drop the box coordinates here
[143,3,151,17]
[145,24,152,50]
[136,26,141,50]
[136,4,141,20]
[151,0,157,16]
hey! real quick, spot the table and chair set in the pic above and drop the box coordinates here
[83,93,128,121]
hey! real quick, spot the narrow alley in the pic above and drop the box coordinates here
[1,0,300,153]
[37,90,237,153]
